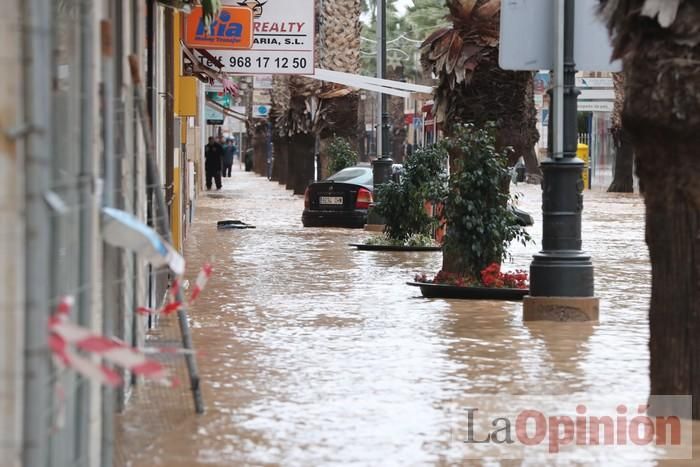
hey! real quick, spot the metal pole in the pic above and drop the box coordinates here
[22,0,53,465]
[77,1,97,458]
[528,0,594,298]
[371,0,393,197]
[379,0,390,157]
[129,55,205,414]
[100,17,117,467]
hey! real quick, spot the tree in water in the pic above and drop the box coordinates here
[600,0,700,418]
[607,72,635,193]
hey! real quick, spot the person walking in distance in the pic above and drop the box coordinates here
[223,138,235,177]
[205,136,224,190]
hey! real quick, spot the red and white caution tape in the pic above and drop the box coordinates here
[189,263,213,304]
[49,296,173,388]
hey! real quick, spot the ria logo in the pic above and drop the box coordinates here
[237,0,267,18]
[196,10,245,42]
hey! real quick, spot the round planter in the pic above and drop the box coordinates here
[349,243,442,252]
[406,282,529,301]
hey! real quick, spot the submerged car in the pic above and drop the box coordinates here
[302,164,534,228]
[302,165,374,228]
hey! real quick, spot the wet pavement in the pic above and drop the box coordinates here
[116,166,698,466]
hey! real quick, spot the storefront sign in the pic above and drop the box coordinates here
[195,0,315,75]
[184,6,254,50]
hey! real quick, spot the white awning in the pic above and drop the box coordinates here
[311,68,433,99]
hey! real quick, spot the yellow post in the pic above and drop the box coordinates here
[577,143,590,190]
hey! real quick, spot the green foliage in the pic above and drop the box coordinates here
[441,124,531,276]
[327,137,358,174]
[374,144,448,243]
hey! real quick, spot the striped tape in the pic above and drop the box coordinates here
[49,296,173,388]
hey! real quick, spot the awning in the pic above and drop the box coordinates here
[311,68,433,99]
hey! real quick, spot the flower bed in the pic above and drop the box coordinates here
[414,263,528,289]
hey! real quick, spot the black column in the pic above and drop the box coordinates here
[529,0,595,297]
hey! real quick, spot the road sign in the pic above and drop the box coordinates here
[253,105,271,118]
[195,0,315,75]
[499,0,621,71]
[184,6,254,50]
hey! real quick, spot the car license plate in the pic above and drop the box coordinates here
[319,196,344,205]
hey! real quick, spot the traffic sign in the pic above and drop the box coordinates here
[253,105,271,118]
[195,0,315,75]
[499,0,621,71]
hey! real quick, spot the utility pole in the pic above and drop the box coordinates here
[524,0,599,321]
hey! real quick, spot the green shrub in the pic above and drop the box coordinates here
[441,124,530,276]
[374,145,448,243]
[327,137,358,175]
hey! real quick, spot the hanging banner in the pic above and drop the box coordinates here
[194,0,315,75]
[184,6,254,50]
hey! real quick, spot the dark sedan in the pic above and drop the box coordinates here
[302,165,374,228]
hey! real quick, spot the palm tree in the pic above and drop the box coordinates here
[600,0,700,418]
[420,0,540,176]
[607,72,634,193]
[273,0,361,192]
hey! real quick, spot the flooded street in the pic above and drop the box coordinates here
[117,167,697,466]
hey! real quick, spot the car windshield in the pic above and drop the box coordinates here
[325,167,373,186]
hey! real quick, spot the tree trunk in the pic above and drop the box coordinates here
[637,137,700,418]
[288,132,315,195]
[253,123,268,177]
[613,1,700,417]
[607,128,634,192]
[608,73,634,193]
[271,135,288,184]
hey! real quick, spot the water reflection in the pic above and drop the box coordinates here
[117,170,699,466]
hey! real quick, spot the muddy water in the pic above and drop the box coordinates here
[121,168,698,466]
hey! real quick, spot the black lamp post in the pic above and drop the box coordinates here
[372,0,393,188]
[524,0,598,321]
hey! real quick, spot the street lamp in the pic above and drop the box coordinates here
[524,0,599,321]
[372,0,393,190]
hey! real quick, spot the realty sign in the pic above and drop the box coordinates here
[194,0,315,75]
[184,6,254,50]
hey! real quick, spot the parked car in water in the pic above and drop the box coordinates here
[301,163,534,229]
[302,165,375,228]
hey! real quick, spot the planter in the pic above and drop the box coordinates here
[217,220,256,230]
[349,243,442,252]
[406,282,529,301]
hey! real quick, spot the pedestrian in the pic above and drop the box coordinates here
[205,136,224,190]
[223,138,235,178]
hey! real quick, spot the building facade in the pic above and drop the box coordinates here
[0,1,208,466]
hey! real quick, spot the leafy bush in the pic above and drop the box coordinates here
[327,137,358,175]
[441,124,530,276]
[374,145,448,243]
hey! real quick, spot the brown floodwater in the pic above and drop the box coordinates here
[117,167,699,466]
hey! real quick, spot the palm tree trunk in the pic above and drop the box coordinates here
[608,73,634,193]
[607,0,700,418]
[288,132,315,195]
[638,137,700,418]
[607,128,634,192]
